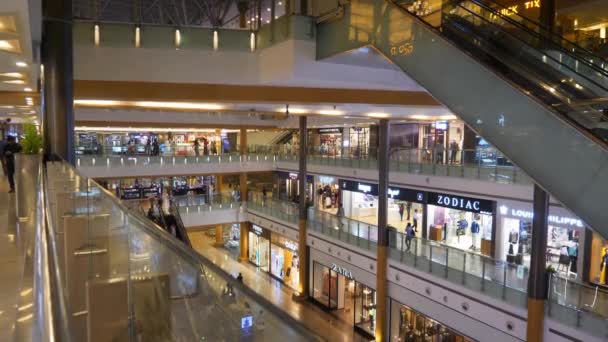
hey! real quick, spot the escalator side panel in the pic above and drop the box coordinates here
[317,0,608,236]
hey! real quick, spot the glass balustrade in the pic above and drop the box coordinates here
[246,194,608,335]
[43,160,314,341]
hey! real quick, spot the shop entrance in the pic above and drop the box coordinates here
[312,262,376,339]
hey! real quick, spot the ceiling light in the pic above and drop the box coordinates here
[74,99,122,106]
[409,114,430,120]
[24,87,32,92]
[133,101,223,110]
[318,109,343,115]
[0,72,23,78]
[16,61,27,68]
[439,114,457,120]
[278,107,307,114]
[0,40,20,52]
[367,112,390,118]
[3,80,25,84]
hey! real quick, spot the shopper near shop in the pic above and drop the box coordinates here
[4,136,22,193]
[203,138,209,155]
[0,138,6,176]
[405,223,415,252]
[413,209,421,233]
[434,143,444,164]
[450,140,459,164]
[193,139,200,156]
[399,203,405,221]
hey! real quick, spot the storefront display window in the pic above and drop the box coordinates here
[426,192,495,256]
[348,127,370,158]
[276,171,313,203]
[390,299,474,342]
[316,128,342,157]
[312,261,376,339]
[248,225,270,272]
[589,232,608,286]
[270,234,299,290]
[498,202,584,277]
[315,176,340,215]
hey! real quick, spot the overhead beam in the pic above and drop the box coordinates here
[75,120,278,129]
[74,80,442,106]
[0,91,40,106]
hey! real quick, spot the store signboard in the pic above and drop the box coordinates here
[284,240,298,252]
[318,128,342,134]
[340,179,426,203]
[251,224,270,238]
[331,263,353,279]
[498,204,584,228]
[276,171,314,182]
[340,179,378,196]
[428,192,493,214]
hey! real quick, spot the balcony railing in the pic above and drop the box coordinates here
[246,194,608,337]
[40,159,316,341]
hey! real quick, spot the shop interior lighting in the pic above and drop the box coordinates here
[16,61,27,68]
[601,27,606,39]
[367,112,390,118]
[94,24,100,46]
[0,72,23,78]
[318,109,343,116]
[278,106,307,114]
[175,29,181,49]
[75,99,223,111]
[250,32,256,52]
[2,80,25,84]
[213,30,219,51]
[135,27,141,48]
[0,40,20,53]
[24,87,32,92]
[409,114,431,120]
[75,126,239,133]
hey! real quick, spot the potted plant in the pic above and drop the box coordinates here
[20,120,42,154]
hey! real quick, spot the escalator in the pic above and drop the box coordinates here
[317,0,608,237]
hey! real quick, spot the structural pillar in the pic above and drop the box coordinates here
[214,225,224,247]
[526,184,550,342]
[42,0,74,163]
[239,127,249,262]
[294,115,309,298]
[375,119,390,342]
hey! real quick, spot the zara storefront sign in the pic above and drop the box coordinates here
[331,263,353,279]
[428,192,493,214]
[499,205,584,228]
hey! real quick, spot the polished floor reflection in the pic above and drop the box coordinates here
[189,231,373,342]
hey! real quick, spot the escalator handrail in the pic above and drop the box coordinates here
[474,0,608,67]
[469,0,608,77]
[387,0,608,151]
[448,2,608,96]
[170,201,193,248]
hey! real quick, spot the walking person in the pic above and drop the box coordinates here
[4,136,22,193]
[405,223,415,252]
[398,203,405,221]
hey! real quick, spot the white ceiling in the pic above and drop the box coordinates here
[0,0,40,121]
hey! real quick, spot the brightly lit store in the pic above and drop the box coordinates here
[390,300,474,342]
[99,177,162,200]
[311,260,377,339]
[340,179,426,236]
[497,200,585,278]
[248,225,270,272]
[587,231,608,287]
[274,171,313,203]
[270,234,300,290]
[311,128,343,157]
[314,175,340,214]
[426,192,496,257]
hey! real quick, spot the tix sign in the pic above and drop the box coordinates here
[390,42,414,56]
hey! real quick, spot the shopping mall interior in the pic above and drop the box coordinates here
[1,0,607,341]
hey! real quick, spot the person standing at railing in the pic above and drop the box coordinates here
[450,140,459,164]
[405,223,415,252]
[193,139,200,157]
[4,136,22,193]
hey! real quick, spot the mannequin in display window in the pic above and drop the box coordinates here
[469,214,480,251]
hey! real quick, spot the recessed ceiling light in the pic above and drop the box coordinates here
[410,114,430,120]
[24,87,32,92]
[439,114,457,120]
[318,109,343,116]
[16,61,27,68]
[3,80,25,84]
[0,72,23,78]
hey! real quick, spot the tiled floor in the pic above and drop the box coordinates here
[189,231,372,342]
[0,174,26,341]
